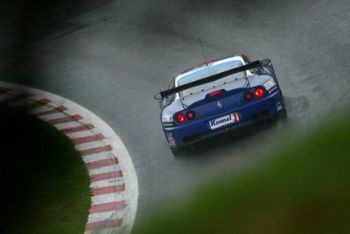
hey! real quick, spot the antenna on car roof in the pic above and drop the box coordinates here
[198,39,209,67]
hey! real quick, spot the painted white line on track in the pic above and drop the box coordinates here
[0,81,138,234]
[88,211,125,223]
[66,130,99,139]
[89,165,121,176]
[29,105,53,114]
[81,152,115,164]
[90,178,124,189]
[38,112,68,121]
[91,193,124,205]
[74,141,108,151]
[54,121,82,130]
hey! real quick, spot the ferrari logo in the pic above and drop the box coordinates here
[217,101,223,109]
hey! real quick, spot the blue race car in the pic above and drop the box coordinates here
[155,55,286,154]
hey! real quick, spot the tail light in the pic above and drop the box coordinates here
[208,89,223,97]
[243,91,253,101]
[175,113,185,123]
[254,87,265,98]
[186,111,196,120]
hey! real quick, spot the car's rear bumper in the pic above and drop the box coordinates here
[163,90,285,146]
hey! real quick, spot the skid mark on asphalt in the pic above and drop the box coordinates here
[0,81,138,234]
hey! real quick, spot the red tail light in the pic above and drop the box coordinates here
[254,87,265,98]
[243,91,253,101]
[186,111,196,120]
[208,89,223,97]
[175,113,185,123]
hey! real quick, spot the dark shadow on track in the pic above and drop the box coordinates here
[174,114,289,159]
[0,0,111,83]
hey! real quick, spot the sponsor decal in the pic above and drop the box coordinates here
[209,113,239,130]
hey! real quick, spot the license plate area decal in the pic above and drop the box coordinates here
[209,112,239,130]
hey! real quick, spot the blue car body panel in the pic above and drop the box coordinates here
[158,55,285,147]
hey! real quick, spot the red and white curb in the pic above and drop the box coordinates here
[0,81,138,234]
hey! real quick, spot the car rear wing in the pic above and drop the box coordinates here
[155,60,269,100]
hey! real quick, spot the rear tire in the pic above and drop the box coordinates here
[170,145,182,155]
[279,99,288,120]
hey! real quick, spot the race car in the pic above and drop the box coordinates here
[155,55,286,154]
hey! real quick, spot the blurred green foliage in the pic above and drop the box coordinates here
[134,111,350,234]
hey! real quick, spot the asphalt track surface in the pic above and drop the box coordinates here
[1,0,350,226]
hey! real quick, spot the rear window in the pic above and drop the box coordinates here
[177,61,245,98]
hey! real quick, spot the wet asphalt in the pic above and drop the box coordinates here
[1,0,350,225]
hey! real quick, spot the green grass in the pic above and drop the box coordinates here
[133,110,350,234]
[1,105,90,234]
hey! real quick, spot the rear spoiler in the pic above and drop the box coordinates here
[155,60,266,100]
